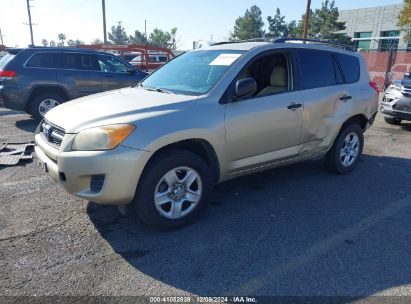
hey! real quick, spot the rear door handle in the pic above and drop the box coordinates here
[340,95,352,101]
[287,102,303,110]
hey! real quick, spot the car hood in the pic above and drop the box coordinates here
[45,87,198,133]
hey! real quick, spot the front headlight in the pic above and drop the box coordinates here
[72,124,135,151]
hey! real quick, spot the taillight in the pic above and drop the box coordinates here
[0,70,16,78]
[369,81,379,93]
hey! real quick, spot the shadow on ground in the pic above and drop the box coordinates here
[15,118,38,133]
[88,154,411,297]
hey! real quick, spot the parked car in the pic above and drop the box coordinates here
[381,73,411,125]
[118,52,141,62]
[0,47,148,120]
[35,39,378,230]
[130,54,169,72]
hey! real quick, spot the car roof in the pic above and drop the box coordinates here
[201,41,357,56]
[9,47,114,55]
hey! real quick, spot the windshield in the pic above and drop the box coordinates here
[0,53,15,70]
[141,50,245,95]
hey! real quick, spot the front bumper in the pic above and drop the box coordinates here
[380,107,411,121]
[381,91,411,121]
[34,133,151,205]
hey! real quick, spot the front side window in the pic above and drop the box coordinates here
[26,53,59,68]
[141,50,245,95]
[62,53,99,71]
[298,50,337,89]
[234,52,290,98]
[97,54,129,73]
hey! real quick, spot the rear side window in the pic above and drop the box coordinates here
[298,50,337,89]
[0,53,15,69]
[335,53,360,83]
[26,53,59,68]
[61,53,99,71]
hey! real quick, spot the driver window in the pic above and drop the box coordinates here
[97,55,129,73]
[236,53,290,98]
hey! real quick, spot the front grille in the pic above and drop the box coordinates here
[40,121,65,148]
[90,175,105,193]
[394,105,411,112]
[401,86,411,96]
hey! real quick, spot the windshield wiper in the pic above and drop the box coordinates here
[141,85,174,94]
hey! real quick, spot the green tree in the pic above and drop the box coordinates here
[108,22,129,44]
[129,30,147,44]
[149,28,178,49]
[293,1,351,44]
[170,27,177,50]
[58,33,66,46]
[267,8,289,37]
[398,0,411,43]
[230,5,265,40]
[49,40,56,47]
[287,20,299,38]
[41,39,48,47]
[312,0,346,39]
[91,38,103,44]
[67,39,84,47]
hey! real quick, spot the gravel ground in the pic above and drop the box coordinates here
[0,104,410,299]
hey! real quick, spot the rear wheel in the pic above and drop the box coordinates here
[325,124,364,174]
[134,149,212,230]
[384,116,402,125]
[30,92,66,121]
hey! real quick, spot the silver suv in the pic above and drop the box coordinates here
[35,39,379,230]
[381,73,411,125]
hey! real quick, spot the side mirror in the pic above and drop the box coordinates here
[127,66,136,75]
[235,77,257,99]
[404,72,411,79]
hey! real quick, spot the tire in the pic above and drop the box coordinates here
[325,124,364,174]
[30,92,66,121]
[384,116,402,125]
[134,149,212,230]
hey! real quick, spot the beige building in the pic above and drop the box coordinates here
[338,4,407,51]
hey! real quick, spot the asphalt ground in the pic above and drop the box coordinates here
[0,103,410,301]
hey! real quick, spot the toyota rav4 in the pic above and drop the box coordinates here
[35,39,379,230]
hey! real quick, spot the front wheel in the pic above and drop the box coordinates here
[325,124,364,174]
[134,150,212,230]
[30,93,66,121]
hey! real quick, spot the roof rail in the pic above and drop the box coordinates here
[212,38,269,46]
[273,37,355,52]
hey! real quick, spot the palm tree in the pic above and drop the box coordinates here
[57,33,66,46]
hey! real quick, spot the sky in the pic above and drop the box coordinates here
[0,0,403,50]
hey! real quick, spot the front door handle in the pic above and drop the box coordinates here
[287,102,303,110]
[340,95,352,101]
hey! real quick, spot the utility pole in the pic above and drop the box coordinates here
[145,20,147,42]
[26,0,34,46]
[102,0,107,44]
[303,0,311,39]
[0,27,4,45]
